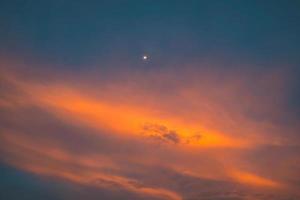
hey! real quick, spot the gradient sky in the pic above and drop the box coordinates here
[1,1,300,200]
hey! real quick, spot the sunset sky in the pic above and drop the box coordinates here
[1,1,300,200]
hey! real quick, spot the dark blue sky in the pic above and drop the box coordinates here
[1,1,300,67]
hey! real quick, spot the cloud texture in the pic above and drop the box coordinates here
[1,58,300,200]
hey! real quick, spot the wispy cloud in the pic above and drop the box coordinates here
[1,59,299,199]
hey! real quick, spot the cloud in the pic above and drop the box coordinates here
[0,59,300,199]
[142,123,181,144]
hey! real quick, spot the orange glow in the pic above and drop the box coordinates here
[29,87,250,149]
[1,64,296,199]
[0,132,182,200]
[230,170,281,188]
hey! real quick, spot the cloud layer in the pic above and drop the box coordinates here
[1,59,299,200]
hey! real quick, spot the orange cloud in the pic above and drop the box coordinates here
[1,61,298,199]
[0,131,182,200]
[230,170,281,188]
[29,87,251,149]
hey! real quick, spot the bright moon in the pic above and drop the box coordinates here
[143,55,148,60]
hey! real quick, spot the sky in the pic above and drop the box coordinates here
[1,1,300,200]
